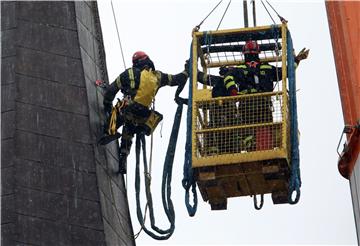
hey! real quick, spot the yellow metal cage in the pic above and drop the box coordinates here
[191,24,292,210]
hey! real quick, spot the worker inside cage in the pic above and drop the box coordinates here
[221,40,309,152]
[223,40,309,97]
[192,40,309,154]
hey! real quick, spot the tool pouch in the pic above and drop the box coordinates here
[142,110,163,136]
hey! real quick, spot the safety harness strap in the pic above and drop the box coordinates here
[128,68,136,89]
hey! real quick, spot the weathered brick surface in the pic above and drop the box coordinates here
[70,225,106,246]
[77,21,95,60]
[75,1,96,35]
[1,111,15,139]
[1,29,16,57]
[15,159,99,201]
[16,47,84,87]
[75,1,135,244]
[16,74,88,114]
[17,1,77,30]
[1,223,15,246]
[17,214,72,245]
[1,1,134,245]
[1,2,16,30]
[1,56,16,84]
[1,139,14,168]
[16,103,92,143]
[17,19,81,58]
[1,195,15,224]
[16,131,96,172]
[1,166,15,196]
[1,83,15,112]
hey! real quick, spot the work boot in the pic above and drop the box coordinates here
[97,132,121,145]
[117,153,127,174]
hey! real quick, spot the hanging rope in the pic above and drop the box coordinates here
[134,85,187,240]
[243,0,249,27]
[286,31,301,204]
[217,0,232,30]
[251,0,257,27]
[270,25,281,91]
[182,44,198,217]
[265,0,287,23]
[110,0,126,70]
[133,101,157,239]
[195,0,223,31]
[260,0,276,24]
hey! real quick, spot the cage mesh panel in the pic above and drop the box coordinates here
[195,93,284,157]
[202,39,283,66]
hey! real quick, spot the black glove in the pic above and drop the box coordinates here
[184,59,190,72]
[219,66,229,76]
[103,100,112,117]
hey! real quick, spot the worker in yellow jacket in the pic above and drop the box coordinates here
[99,51,188,174]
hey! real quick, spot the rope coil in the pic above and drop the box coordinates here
[134,85,187,240]
[182,44,198,217]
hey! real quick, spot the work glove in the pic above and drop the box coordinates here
[184,59,190,73]
[219,66,229,76]
[103,100,113,118]
[230,88,238,96]
[295,48,310,62]
[219,66,235,76]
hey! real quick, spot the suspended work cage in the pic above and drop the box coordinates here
[190,23,299,210]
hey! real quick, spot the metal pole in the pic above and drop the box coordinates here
[252,0,257,26]
[243,0,249,27]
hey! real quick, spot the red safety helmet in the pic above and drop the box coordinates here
[132,51,149,64]
[242,40,260,54]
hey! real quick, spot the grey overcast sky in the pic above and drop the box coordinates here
[97,0,357,245]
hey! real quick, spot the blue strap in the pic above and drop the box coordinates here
[135,134,172,240]
[286,30,301,204]
[182,43,198,217]
[134,92,186,240]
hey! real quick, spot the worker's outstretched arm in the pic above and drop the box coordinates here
[197,70,223,87]
[157,61,189,87]
[271,48,310,82]
[295,48,310,65]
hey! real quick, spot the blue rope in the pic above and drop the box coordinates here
[134,98,186,240]
[135,134,171,240]
[161,102,184,226]
[182,43,198,217]
[286,30,301,204]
